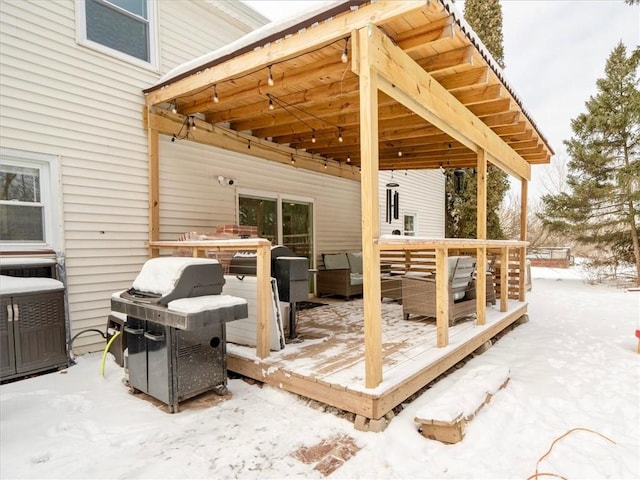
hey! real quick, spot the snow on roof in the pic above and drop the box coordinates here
[132,257,219,295]
[154,0,348,87]
[0,275,63,295]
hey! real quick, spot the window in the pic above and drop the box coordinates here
[76,0,157,68]
[0,149,61,250]
[403,214,416,236]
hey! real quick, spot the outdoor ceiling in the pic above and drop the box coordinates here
[144,0,554,176]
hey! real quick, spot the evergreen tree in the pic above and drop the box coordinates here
[446,0,509,239]
[539,42,640,280]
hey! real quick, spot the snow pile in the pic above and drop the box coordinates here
[168,295,247,314]
[131,257,219,295]
[0,275,63,294]
[414,364,509,423]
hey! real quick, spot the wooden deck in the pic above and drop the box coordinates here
[226,297,527,423]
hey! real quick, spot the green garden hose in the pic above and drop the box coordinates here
[100,330,121,377]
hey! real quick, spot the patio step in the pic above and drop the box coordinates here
[414,364,510,444]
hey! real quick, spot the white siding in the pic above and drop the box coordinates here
[0,0,262,353]
[378,170,445,237]
[159,136,363,265]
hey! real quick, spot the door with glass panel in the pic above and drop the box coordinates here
[238,195,277,242]
[239,194,314,289]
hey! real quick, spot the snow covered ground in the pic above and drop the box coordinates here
[1,266,638,479]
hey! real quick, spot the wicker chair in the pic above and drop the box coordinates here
[401,256,478,326]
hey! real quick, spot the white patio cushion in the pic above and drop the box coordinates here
[323,253,350,270]
[350,273,364,286]
[347,252,363,274]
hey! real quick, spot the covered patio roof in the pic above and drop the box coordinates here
[143,0,553,390]
[143,0,553,181]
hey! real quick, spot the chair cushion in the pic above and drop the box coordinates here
[323,253,350,270]
[350,273,363,286]
[347,252,363,274]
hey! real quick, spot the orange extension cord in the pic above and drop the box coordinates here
[526,427,617,480]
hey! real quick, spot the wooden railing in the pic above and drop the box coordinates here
[377,237,528,347]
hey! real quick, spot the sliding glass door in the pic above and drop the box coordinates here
[239,193,314,290]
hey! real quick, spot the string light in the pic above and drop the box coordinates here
[290,154,295,164]
[269,96,274,110]
[338,127,343,143]
[341,38,349,63]
[347,153,351,163]
[311,131,316,143]
[267,65,274,86]
[398,150,403,157]
[213,84,219,103]
[171,101,177,114]
[324,160,328,169]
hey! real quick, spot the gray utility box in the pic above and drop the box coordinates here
[1,284,68,382]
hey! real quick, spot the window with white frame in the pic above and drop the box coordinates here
[0,149,61,250]
[76,0,157,68]
[403,213,416,236]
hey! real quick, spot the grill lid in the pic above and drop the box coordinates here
[122,257,225,305]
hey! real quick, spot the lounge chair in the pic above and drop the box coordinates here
[401,256,479,326]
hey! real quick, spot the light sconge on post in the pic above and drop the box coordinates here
[454,168,465,194]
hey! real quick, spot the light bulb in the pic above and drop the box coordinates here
[213,85,219,103]
[267,66,274,87]
[269,97,274,110]
[311,132,316,144]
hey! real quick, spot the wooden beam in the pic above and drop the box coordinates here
[147,109,360,181]
[477,149,487,239]
[435,247,449,347]
[363,26,530,180]
[357,25,383,389]
[520,180,528,301]
[500,247,509,312]
[145,1,428,106]
[476,149,487,326]
[394,15,454,52]
[256,243,271,358]
[417,46,474,74]
[147,117,160,258]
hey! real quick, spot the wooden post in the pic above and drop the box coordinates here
[148,124,160,258]
[519,180,528,300]
[476,149,487,325]
[256,244,271,359]
[500,247,509,312]
[357,26,383,388]
[436,247,449,347]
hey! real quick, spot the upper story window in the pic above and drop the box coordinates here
[76,0,158,69]
[0,149,62,251]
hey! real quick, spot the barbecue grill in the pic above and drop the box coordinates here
[228,246,308,339]
[111,257,248,413]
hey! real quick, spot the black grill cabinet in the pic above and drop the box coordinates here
[111,257,247,413]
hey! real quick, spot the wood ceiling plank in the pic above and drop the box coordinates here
[363,25,530,180]
[145,0,428,106]
[394,16,454,52]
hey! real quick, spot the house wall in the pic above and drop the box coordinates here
[158,137,364,258]
[378,170,445,237]
[0,0,265,353]
[0,0,446,356]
